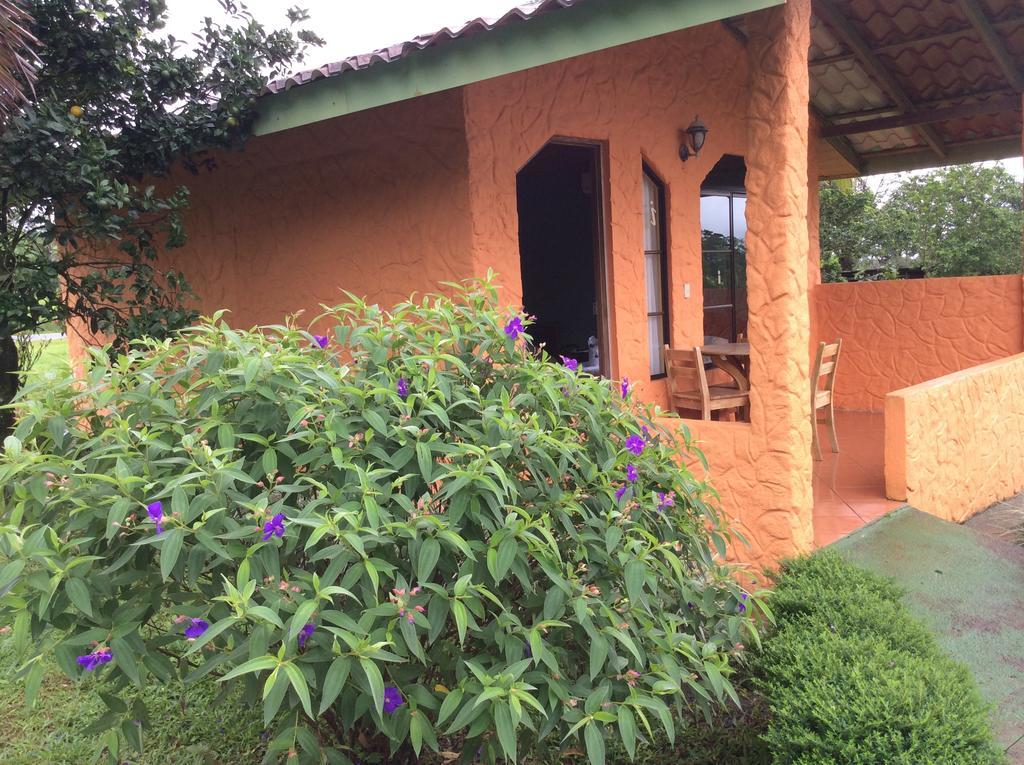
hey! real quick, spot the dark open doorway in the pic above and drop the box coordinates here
[516,141,607,375]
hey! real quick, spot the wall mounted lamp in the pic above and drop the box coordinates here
[678,116,709,161]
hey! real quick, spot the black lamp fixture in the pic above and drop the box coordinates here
[678,116,709,161]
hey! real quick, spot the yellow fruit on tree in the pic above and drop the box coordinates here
[69,105,83,118]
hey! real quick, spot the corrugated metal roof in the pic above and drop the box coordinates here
[266,0,580,94]
[809,0,1023,174]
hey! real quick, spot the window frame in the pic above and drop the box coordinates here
[700,189,747,343]
[642,164,671,379]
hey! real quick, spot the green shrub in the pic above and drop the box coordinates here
[0,278,761,765]
[757,552,1004,765]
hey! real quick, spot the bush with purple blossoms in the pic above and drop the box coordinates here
[0,278,761,765]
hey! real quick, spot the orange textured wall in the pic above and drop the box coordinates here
[172,89,474,327]
[816,275,1024,411]
[463,5,815,569]
[885,353,1024,522]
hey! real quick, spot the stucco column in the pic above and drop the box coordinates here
[743,0,815,554]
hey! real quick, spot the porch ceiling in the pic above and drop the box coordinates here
[807,0,1024,177]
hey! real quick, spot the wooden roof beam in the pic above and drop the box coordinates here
[812,0,947,158]
[821,94,1021,136]
[958,0,1024,92]
[811,104,865,172]
[826,87,1016,123]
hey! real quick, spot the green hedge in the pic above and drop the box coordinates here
[756,552,1005,765]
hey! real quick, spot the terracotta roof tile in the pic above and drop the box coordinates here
[265,0,581,94]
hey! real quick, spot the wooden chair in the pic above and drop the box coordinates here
[664,345,750,421]
[811,339,842,460]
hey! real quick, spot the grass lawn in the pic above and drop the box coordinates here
[0,636,267,764]
[24,338,70,380]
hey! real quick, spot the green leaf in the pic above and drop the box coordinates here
[451,600,468,646]
[283,662,314,718]
[0,559,23,595]
[289,600,318,640]
[110,637,141,688]
[359,657,384,714]
[159,528,185,581]
[417,537,441,583]
[618,706,637,760]
[409,711,424,756]
[64,578,93,617]
[588,634,608,681]
[319,657,351,715]
[24,660,44,710]
[492,536,517,583]
[493,700,517,762]
[624,560,645,604]
[436,688,463,726]
[219,655,278,683]
[584,721,606,765]
[262,447,278,477]
[185,616,238,655]
[246,606,284,629]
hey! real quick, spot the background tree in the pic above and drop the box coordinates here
[883,164,1022,278]
[0,0,321,436]
[819,179,881,281]
[819,164,1023,282]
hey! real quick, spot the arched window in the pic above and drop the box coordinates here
[701,155,747,343]
[642,165,669,377]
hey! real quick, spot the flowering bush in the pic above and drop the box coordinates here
[0,279,760,764]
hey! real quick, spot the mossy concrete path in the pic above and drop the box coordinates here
[832,506,1024,762]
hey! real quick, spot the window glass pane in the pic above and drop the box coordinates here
[648,315,665,375]
[700,195,730,242]
[645,250,662,313]
[732,195,748,243]
[642,173,659,251]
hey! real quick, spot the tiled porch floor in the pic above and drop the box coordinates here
[813,410,903,547]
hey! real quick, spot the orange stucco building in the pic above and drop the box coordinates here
[73,0,1024,569]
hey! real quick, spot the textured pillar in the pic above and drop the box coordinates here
[743,0,815,555]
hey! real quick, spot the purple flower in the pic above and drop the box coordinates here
[76,648,112,671]
[383,684,404,714]
[621,377,630,400]
[738,593,748,613]
[657,491,675,511]
[261,513,286,542]
[626,464,638,483]
[298,622,316,649]
[397,377,409,399]
[504,316,524,340]
[560,356,579,372]
[184,618,209,641]
[615,485,628,502]
[625,435,645,456]
[642,425,651,441]
[147,500,164,535]
[313,335,329,349]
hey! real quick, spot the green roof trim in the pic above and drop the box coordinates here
[253,0,784,136]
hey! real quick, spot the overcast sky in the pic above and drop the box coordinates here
[164,0,521,64]
[163,0,1022,184]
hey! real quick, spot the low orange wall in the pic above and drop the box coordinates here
[815,275,1024,411]
[884,353,1024,523]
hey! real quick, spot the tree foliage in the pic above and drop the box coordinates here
[0,0,320,433]
[0,280,761,765]
[819,164,1023,282]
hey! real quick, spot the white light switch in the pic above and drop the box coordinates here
[683,282,691,299]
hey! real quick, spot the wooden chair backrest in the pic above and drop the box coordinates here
[812,339,842,407]
[664,345,708,401]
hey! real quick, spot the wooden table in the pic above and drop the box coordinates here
[700,342,751,391]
